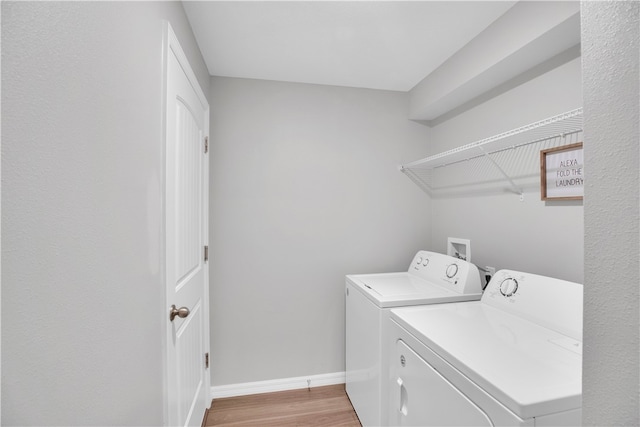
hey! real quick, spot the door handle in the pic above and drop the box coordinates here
[170,305,190,321]
[398,377,408,416]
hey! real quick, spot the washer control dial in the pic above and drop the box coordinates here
[500,278,519,297]
[422,258,429,267]
[446,263,458,278]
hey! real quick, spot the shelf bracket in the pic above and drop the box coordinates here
[400,167,434,196]
[477,146,524,200]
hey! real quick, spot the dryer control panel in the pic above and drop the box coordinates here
[408,251,482,295]
[483,269,583,340]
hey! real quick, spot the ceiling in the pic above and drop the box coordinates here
[183,1,517,92]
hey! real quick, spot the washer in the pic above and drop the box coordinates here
[345,250,482,426]
[389,270,583,426]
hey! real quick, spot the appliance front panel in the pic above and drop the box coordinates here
[345,282,382,426]
[388,319,534,427]
[391,339,493,427]
[391,303,582,419]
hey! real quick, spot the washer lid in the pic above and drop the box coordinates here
[347,273,481,308]
[391,303,582,419]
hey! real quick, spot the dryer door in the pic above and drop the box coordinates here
[391,340,493,426]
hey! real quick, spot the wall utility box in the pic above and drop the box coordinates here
[447,238,471,262]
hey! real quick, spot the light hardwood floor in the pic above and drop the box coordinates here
[204,384,362,426]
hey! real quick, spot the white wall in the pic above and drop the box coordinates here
[209,77,431,386]
[1,2,209,425]
[428,57,584,283]
[582,1,640,425]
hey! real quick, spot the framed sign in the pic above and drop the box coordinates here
[540,142,584,201]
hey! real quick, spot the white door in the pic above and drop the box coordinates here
[164,23,210,427]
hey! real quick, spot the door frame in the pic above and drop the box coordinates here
[161,21,211,426]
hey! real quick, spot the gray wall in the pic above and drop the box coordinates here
[582,1,640,425]
[209,77,431,386]
[429,57,584,283]
[1,2,209,425]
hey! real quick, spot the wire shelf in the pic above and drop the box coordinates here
[400,108,583,198]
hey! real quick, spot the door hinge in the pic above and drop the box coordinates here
[204,245,209,262]
[205,352,209,369]
[204,136,209,154]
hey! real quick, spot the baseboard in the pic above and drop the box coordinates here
[210,371,346,399]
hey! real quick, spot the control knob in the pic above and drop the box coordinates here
[499,278,519,297]
[446,263,458,278]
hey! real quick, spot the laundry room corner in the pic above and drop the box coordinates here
[207,76,432,389]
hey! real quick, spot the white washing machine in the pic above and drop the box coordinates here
[345,251,483,426]
[389,270,583,426]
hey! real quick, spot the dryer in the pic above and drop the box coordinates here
[345,251,482,426]
[389,270,583,426]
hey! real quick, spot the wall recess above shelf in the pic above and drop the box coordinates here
[400,108,583,200]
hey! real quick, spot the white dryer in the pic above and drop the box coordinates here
[389,270,583,426]
[346,251,483,427]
